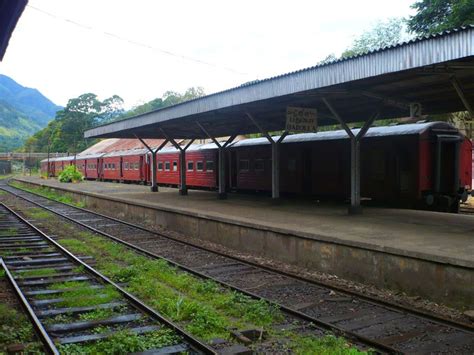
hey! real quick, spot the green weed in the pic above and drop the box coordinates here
[9,181,86,208]
[57,329,180,354]
[15,268,57,278]
[0,303,41,353]
[25,207,53,220]
[0,227,17,237]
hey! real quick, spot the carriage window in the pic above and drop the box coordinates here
[173,161,178,171]
[165,161,170,171]
[158,161,163,171]
[187,161,194,171]
[196,161,203,171]
[104,163,107,170]
[134,163,139,170]
[239,159,249,171]
[124,162,129,170]
[254,159,265,171]
[288,159,297,172]
[206,160,214,172]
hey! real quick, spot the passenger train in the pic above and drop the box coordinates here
[42,122,473,212]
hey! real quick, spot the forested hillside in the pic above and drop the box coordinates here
[22,87,205,153]
[0,74,62,151]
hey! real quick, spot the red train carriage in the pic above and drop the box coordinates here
[229,122,472,212]
[75,157,86,177]
[156,143,218,188]
[53,156,74,176]
[83,153,103,180]
[120,149,148,183]
[471,143,474,190]
[40,159,54,177]
[100,149,148,183]
[39,122,471,212]
[100,152,122,181]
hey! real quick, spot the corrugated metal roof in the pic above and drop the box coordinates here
[80,139,121,155]
[85,26,474,140]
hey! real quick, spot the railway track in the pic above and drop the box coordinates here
[0,202,214,354]
[2,182,474,354]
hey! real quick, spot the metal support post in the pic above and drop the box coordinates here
[135,135,168,192]
[246,113,288,200]
[179,151,187,195]
[322,98,379,214]
[160,128,194,196]
[196,121,236,199]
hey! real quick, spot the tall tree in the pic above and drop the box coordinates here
[123,87,205,119]
[341,18,408,58]
[23,93,124,153]
[408,0,474,35]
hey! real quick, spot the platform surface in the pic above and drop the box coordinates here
[14,176,474,268]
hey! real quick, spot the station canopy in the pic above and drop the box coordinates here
[85,26,474,140]
[0,0,28,61]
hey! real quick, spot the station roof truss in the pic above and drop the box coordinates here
[85,26,474,141]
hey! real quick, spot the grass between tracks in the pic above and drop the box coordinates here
[7,181,367,354]
[10,180,85,208]
[0,283,42,353]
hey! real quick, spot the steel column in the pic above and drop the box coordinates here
[160,128,194,196]
[196,121,236,199]
[135,136,168,192]
[179,150,187,195]
[322,98,379,214]
[246,113,287,200]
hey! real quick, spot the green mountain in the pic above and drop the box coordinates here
[0,74,61,151]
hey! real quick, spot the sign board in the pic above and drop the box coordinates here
[409,102,422,118]
[286,107,318,132]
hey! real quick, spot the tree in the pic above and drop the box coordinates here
[23,87,206,152]
[408,0,474,35]
[22,93,124,153]
[341,18,409,58]
[123,87,205,119]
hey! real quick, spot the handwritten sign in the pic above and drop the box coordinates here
[286,107,318,132]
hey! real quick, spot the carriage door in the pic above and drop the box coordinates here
[434,134,461,194]
[140,156,144,181]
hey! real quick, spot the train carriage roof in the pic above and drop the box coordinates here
[102,148,149,157]
[231,121,458,148]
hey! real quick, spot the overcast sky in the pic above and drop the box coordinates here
[1,0,415,108]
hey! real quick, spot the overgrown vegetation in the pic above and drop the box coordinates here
[58,165,84,183]
[14,201,365,354]
[10,181,85,208]
[57,329,180,354]
[0,294,42,353]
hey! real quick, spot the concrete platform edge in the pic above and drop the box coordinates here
[13,177,473,269]
[11,178,474,308]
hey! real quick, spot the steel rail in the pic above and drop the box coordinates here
[6,182,474,352]
[0,202,216,355]
[0,186,408,353]
[0,258,59,355]
[4,182,473,334]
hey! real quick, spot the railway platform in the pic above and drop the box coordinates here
[13,176,474,309]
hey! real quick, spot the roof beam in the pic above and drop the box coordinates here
[451,76,474,117]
